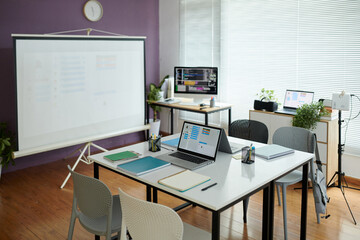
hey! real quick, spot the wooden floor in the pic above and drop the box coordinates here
[1,157,360,240]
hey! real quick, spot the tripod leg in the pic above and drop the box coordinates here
[339,175,357,225]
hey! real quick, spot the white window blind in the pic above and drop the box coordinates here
[180,0,360,155]
[220,0,360,155]
[179,0,221,123]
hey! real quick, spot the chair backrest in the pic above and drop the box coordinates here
[272,126,316,153]
[229,119,269,144]
[68,165,112,218]
[118,187,184,240]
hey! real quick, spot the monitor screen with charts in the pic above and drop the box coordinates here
[174,66,218,95]
[283,90,314,109]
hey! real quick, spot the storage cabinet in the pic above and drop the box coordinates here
[249,110,338,184]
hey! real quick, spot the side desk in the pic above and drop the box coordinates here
[89,134,313,240]
[147,101,232,134]
[249,110,338,184]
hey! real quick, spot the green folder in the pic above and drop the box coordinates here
[104,151,139,161]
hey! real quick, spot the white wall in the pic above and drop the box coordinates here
[158,1,360,179]
[159,0,180,134]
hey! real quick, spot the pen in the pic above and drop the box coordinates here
[201,182,217,191]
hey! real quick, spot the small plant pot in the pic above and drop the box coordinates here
[149,119,161,137]
[254,100,278,112]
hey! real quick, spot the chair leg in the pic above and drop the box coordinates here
[243,197,250,223]
[317,213,321,224]
[281,185,288,240]
[276,184,281,206]
[67,213,76,240]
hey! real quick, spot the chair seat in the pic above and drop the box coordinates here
[79,195,122,235]
[183,223,211,240]
[276,170,303,186]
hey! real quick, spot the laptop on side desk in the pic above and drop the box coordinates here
[157,121,222,171]
[275,89,314,115]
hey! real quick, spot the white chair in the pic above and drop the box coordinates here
[118,187,210,240]
[67,166,122,240]
[273,127,316,240]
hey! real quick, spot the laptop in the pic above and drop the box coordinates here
[218,129,245,154]
[157,121,222,170]
[275,90,314,115]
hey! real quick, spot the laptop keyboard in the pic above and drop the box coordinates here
[169,152,208,164]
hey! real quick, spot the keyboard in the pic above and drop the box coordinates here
[169,152,208,164]
[178,102,199,106]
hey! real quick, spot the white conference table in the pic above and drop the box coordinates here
[89,134,313,240]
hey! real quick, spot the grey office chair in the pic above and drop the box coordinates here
[273,126,316,240]
[118,187,210,240]
[229,119,269,223]
[67,165,122,240]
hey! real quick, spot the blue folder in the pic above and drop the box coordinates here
[162,138,180,148]
[117,156,170,176]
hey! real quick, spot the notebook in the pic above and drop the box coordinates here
[157,121,222,170]
[255,144,295,160]
[104,151,140,161]
[218,129,245,154]
[117,156,170,176]
[158,170,211,192]
[275,90,314,115]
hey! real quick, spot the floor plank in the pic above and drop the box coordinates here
[1,157,360,240]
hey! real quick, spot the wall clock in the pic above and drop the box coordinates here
[83,0,103,22]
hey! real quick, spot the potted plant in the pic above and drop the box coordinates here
[254,88,280,112]
[147,75,169,136]
[0,122,15,179]
[292,102,328,130]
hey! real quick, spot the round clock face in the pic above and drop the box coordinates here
[83,0,103,22]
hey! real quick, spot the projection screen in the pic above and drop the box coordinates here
[12,34,147,157]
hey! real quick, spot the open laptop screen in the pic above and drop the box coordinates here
[178,122,221,159]
[283,90,314,109]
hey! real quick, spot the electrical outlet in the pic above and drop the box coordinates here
[332,92,350,111]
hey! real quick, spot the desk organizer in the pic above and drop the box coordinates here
[148,136,161,152]
[241,146,255,164]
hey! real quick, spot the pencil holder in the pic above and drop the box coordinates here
[148,136,161,152]
[241,146,255,164]
[210,97,215,108]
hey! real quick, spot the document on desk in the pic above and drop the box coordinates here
[255,144,294,160]
[104,150,140,161]
[117,156,170,176]
[162,138,179,148]
[158,170,211,192]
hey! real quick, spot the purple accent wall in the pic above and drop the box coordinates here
[0,0,159,173]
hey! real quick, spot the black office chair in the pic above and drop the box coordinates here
[229,119,269,144]
[229,119,268,223]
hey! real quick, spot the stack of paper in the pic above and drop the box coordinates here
[158,170,211,192]
[104,151,140,161]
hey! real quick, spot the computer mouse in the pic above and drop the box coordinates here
[199,103,205,107]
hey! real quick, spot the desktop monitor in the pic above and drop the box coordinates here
[174,67,218,95]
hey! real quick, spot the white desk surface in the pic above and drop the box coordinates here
[89,134,314,211]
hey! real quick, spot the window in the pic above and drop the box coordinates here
[180,0,360,155]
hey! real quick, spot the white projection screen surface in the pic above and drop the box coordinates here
[13,34,146,156]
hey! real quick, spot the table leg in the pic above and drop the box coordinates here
[212,211,220,240]
[94,162,99,179]
[146,185,152,202]
[170,108,174,134]
[205,113,209,126]
[262,184,270,240]
[228,108,232,133]
[269,181,275,240]
[300,162,309,240]
[153,187,158,203]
